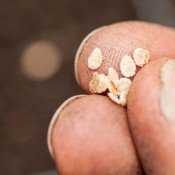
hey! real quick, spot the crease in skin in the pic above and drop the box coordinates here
[47,95,86,159]
[160,59,175,122]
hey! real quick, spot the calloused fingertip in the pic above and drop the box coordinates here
[47,94,87,159]
[74,26,107,85]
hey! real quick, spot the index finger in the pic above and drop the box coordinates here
[75,21,175,93]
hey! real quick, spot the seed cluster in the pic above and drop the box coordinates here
[88,47,150,106]
[89,68,131,106]
[89,72,109,94]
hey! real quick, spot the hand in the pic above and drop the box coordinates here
[47,21,175,175]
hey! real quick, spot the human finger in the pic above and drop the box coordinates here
[127,57,175,175]
[75,21,175,93]
[48,95,142,175]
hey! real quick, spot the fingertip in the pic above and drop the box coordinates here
[127,57,175,174]
[74,26,107,85]
[47,95,86,158]
[51,95,141,174]
[75,21,175,93]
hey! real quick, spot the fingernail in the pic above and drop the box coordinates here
[160,59,175,123]
[47,95,86,158]
[74,26,106,85]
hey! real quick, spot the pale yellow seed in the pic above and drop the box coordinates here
[107,92,121,105]
[107,81,120,96]
[89,72,108,93]
[120,91,128,107]
[88,48,103,70]
[133,48,150,67]
[108,67,119,88]
[117,78,131,92]
[120,55,136,77]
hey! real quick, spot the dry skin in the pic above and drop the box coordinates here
[88,48,103,70]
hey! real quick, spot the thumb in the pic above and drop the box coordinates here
[127,57,175,175]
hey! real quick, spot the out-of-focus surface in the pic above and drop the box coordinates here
[0,0,175,174]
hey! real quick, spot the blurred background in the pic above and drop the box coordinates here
[1,0,175,174]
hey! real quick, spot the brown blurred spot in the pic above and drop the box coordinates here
[20,41,62,81]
